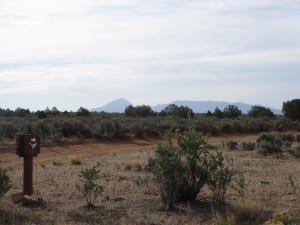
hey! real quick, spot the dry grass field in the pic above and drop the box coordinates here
[1,134,300,225]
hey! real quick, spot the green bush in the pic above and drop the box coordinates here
[226,140,238,150]
[0,167,11,198]
[242,142,256,151]
[280,133,295,143]
[207,153,235,203]
[296,135,300,142]
[176,123,209,202]
[71,158,82,165]
[154,122,236,209]
[256,133,283,155]
[153,135,183,211]
[76,163,103,208]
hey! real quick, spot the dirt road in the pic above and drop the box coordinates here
[0,133,266,169]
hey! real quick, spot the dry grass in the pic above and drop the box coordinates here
[1,136,300,225]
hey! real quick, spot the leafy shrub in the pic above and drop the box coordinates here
[226,140,238,150]
[175,123,209,202]
[231,170,249,198]
[154,122,236,209]
[0,167,11,198]
[242,142,256,151]
[124,160,142,171]
[256,133,283,155]
[71,158,82,165]
[76,163,103,208]
[280,133,295,143]
[53,160,63,166]
[277,213,295,225]
[153,137,182,211]
[207,153,235,203]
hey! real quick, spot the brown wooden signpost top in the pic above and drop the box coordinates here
[16,134,40,196]
[17,134,40,157]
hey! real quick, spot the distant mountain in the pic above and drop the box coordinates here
[92,99,282,115]
[91,98,131,113]
[152,100,282,115]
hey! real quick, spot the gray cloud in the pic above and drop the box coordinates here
[0,0,299,110]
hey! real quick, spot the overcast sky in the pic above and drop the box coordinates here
[0,0,299,111]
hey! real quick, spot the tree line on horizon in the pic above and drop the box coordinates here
[0,99,299,121]
[0,99,299,142]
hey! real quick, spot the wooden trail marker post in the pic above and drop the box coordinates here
[16,134,40,196]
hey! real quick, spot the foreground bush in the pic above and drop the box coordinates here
[226,140,238,150]
[257,133,283,155]
[154,122,235,210]
[242,142,256,151]
[153,135,182,210]
[176,123,209,202]
[0,167,11,198]
[76,163,103,208]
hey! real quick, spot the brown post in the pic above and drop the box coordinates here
[16,134,40,196]
[23,157,33,195]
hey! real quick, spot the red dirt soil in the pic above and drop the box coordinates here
[0,132,297,169]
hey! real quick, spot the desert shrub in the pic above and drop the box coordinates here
[207,153,235,203]
[175,123,209,202]
[71,158,82,165]
[0,122,17,139]
[153,136,183,210]
[242,142,256,151]
[231,170,249,199]
[154,122,236,209]
[0,167,11,198]
[34,121,52,138]
[256,133,283,155]
[226,140,238,150]
[277,213,295,225]
[76,163,103,208]
[51,132,64,143]
[124,160,142,171]
[280,133,295,143]
[53,160,63,166]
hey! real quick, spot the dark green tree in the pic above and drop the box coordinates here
[282,99,300,121]
[223,105,242,118]
[213,107,223,118]
[14,107,30,117]
[76,107,90,117]
[248,106,275,118]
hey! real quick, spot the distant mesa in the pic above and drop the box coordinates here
[153,100,282,115]
[92,99,282,115]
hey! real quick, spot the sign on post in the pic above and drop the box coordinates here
[16,134,40,196]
